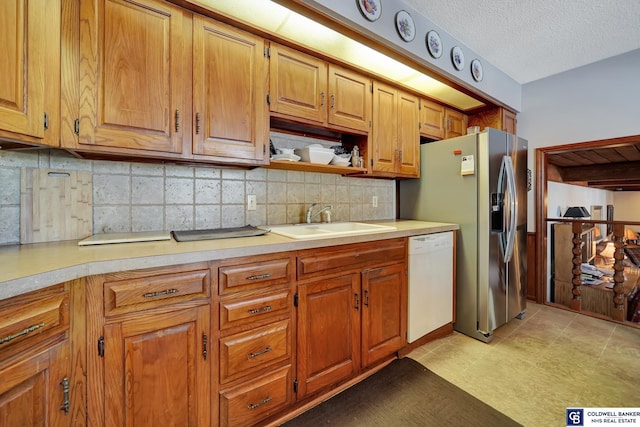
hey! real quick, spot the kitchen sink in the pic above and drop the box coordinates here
[265,222,397,240]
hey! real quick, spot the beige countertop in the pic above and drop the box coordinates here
[0,220,458,300]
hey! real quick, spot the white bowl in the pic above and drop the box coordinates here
[295,146,335,164]
[330,154,351,166]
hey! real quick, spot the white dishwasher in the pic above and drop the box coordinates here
[407,232,454,343]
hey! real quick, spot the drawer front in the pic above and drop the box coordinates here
[220,319,291,384]
[220,290,291,330]
[219,257,291,295]
[220,365,293,427]
[0,290,68,355]
[104,269,210,316]
[298,238,406,279]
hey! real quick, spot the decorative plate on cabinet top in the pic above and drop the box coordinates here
[357,0,381,22]
[451,46,464,71]
[395,10,415,42]
[426,30,442,58]
[471,59,483,82]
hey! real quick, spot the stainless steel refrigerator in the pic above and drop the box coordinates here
[399,128,527,342]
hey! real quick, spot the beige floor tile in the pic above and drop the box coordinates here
[411,302,640,427]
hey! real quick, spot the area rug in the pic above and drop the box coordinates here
[282,357,522,427]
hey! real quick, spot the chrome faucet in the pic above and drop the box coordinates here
[306,203,333,224]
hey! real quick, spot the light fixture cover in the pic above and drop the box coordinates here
[563,206,590,218]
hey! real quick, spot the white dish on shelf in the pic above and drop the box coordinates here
[295,146,335,164]
[271,153,301,162]
[330,154,351,166]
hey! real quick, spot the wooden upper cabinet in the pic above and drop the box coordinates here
[327,65,371,132]
[269,44,327,125]
[73,0,190,155]
[444,108,468,138]
[396,91,420,176]
[468,107,517,135]
[0,0,55,144]
[371,82,397,174]
[371,81,419,177]
[419,99,445,140]
[269,45,372,133]
[192,16,269,164]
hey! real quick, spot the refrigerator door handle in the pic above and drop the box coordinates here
[497,157,508,259]
[503,156,518,263]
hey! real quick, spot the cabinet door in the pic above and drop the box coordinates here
[396,90,420,177]
[296,274,359,398]
[76,0,189,154]
[269,44,327,125]
[371,81,397,174]
[502,109,517,134]
[0,342,69,427]
[0,0,46,140]
[328,65,371,132]
[103,306,210,427]
[419,99,445,139]
[361,264,407,368]
[192,16,269,163]
[444,108,468,138]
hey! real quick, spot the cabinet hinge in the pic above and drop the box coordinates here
[370,84,373,93]
[97,336,104,357]
[266,93,271,105]
[264,46,270,58]
[263,144,266,154]
[293,293,298,307]
[74,119,80,135]
[43,113,49,130]
[370,158,373,167]
[293,378,298,394]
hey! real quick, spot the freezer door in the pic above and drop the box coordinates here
[477,129,508,334]
[506,133,528,321]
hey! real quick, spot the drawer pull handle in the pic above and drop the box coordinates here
[143,288,179,298]
[247,273,271,281]
[248,396,272,410]
[248,346,271,359]
[60,377,70,415]
[0,322,45,345]
[249,305,272,315]
[354,293,360,310]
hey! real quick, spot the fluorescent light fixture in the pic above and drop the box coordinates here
[194,0,485,110]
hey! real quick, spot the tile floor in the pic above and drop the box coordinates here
[408,302,640,427]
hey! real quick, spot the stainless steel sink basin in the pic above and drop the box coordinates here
[265,222,397,239]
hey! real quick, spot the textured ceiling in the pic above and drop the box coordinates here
[403,0,640,84]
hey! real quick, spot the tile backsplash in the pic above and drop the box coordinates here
[0,134,395,245]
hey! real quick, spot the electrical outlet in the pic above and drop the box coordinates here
[372,196,378,208]
[247,194,257,211]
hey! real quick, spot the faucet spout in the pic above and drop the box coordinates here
[306,203,333,223]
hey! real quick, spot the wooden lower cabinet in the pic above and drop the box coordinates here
[86,263,212,427]
[0,341,70,427]
[361,264,407,368]
[102,306,210,426]
[296,273,360,398]
[296,241,407,401]
[0,283,71,426]
[216,254,295,427]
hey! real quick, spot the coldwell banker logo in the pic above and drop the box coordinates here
[566,408,584,426]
